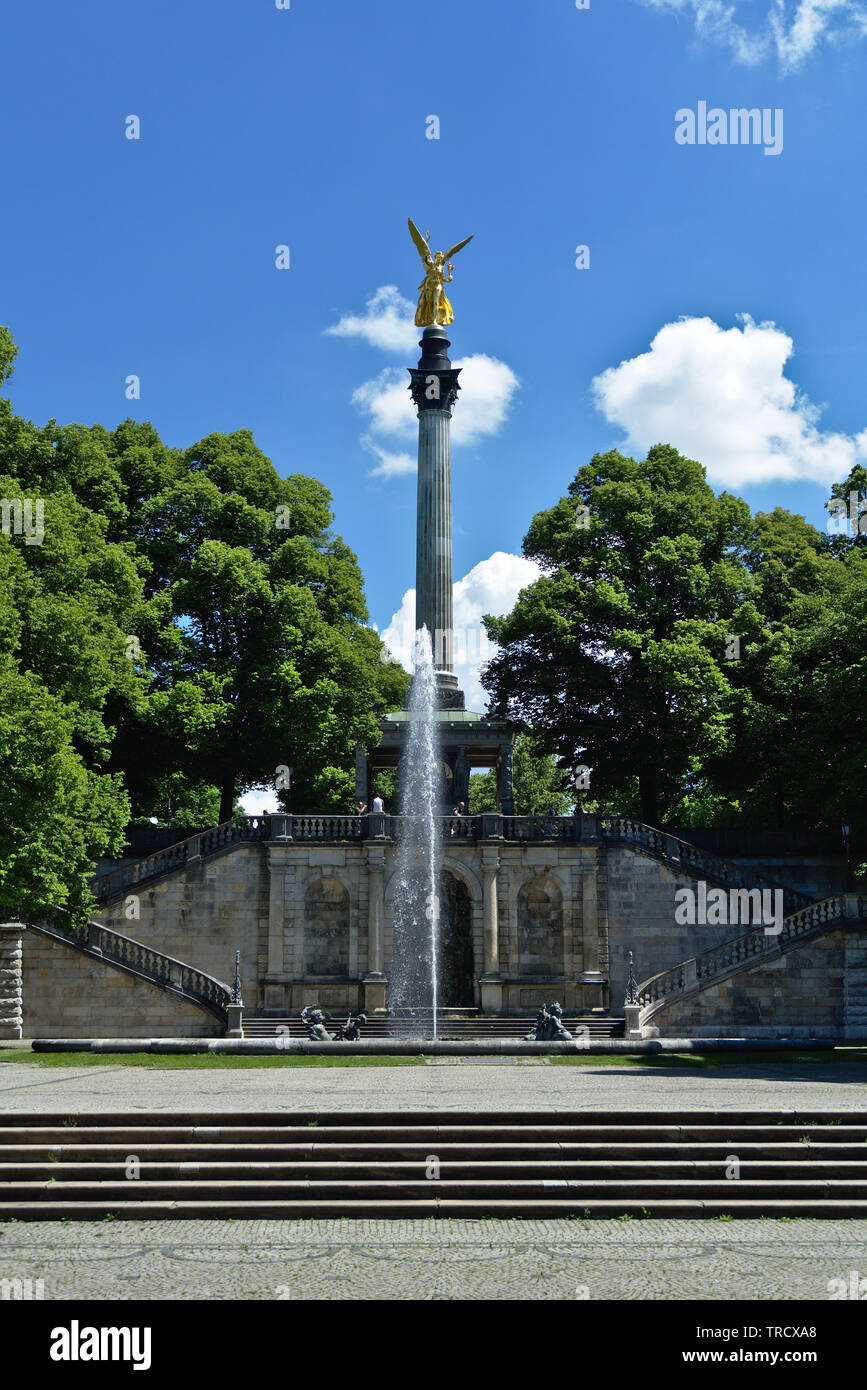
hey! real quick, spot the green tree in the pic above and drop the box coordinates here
[468,734,573,815]
[482,446,754,825]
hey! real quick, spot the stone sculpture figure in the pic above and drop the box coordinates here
[545,1001,572,1040]
[524,1005,549,1041]
[300,1006,333,1041]
[333,1011,367,1041]
[524,1002,572,1042]
[408,218,474,326]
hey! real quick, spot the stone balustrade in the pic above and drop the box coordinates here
[635,892,862,1028]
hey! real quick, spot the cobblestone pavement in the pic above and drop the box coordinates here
[1,1058,866,1111]
[1,1218,864,1300]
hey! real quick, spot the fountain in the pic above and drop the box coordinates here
[388,626,441,1039]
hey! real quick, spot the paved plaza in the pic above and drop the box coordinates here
[2,1055,867,1112]
[1,1057,865,1299]
[1,1216,865,1301]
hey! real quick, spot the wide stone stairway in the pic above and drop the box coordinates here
[242,1015,625,1039]
[2,1109,866,1218]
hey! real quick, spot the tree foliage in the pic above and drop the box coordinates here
[0,326,408,916]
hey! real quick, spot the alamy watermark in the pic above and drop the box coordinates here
[675,102,783,156]
[674,880,783,935]
[826,492,867,535]
[1,497,44,545]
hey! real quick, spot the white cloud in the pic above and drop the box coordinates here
[450,355,521,446]
[381,551,542,712]
[327,286,520,477]
[591,313,867,488]
[352,353,520,465]
[362,437,416,480]
[640,0,867,71]
[325,285,419,354]
[352,368,413,438]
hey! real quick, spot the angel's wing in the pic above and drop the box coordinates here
[408,218,431,264]
[443,233,474,261]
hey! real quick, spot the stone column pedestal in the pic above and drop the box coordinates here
[0,922,26,1040]
[362,976,388,1012]
[479,975,504,1013]
[225,1003,244,1038]
[624,1003,643,1039]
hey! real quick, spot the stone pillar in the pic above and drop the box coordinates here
[363,845,387,1011]
[479,850,503,1012]
[416,408,454,670]
[624,1003,643,1039]
[499,739,515,816]
[578,845,605,1010]
[0,922,26,1040]
[409,325,464,709]
[263,845,294,1014]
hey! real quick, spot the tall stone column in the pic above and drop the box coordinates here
[579,843,606,1010]
[0,923,26,1040]
[363,845,387,1012]
[409,326,464,711]
[263,846,294,1014]
[479,850,503,1013]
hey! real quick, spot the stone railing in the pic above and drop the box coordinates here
[601,815,815,914]
[27,907,238,1028]
[291,814,364,842]
[635,893,862,1027]
[90,810,823,911]
[92,816,269,903]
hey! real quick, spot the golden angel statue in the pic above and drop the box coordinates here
[408,218,474,327]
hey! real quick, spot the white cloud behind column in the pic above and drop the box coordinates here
[380,551,542,712]
[325,286,520,475]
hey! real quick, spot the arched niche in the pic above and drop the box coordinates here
[439,868,474,1006]
[304,877,349,977]
[517,876,563,976]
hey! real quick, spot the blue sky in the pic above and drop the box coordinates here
[3,0,867,708]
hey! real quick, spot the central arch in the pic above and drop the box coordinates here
[438,869,474,1006]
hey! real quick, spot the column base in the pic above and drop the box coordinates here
[479,974,504,1013]
[362,974,388,1012]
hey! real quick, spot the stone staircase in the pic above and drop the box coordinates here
[2,1109,866,1218]
[25,909,236,1033]
[634,894,866,1033]
[844,932,867,1038]
[601,816,816,916]
[242,1015,625,1039]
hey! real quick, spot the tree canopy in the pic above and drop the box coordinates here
[482,444,863,846]
[0,327,407,919]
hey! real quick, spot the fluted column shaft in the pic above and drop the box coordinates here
[416,409,454,673]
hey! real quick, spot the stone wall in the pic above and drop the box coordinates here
[604,845,762,1009]
[654,925,867,1039]
[98,844,268,1014]
[22,932,218,1038]
[19,829,859,1037]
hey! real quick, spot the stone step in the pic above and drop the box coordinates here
[4,1141,867,1162]
[3,1199,867,1219]
[5,1177,867,1198]
[3,1124,866,1146]
[4,1109,867,1218]
[2,1107,861,1126]
[5,1160,867,1180]
[241,1017,625,1038]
